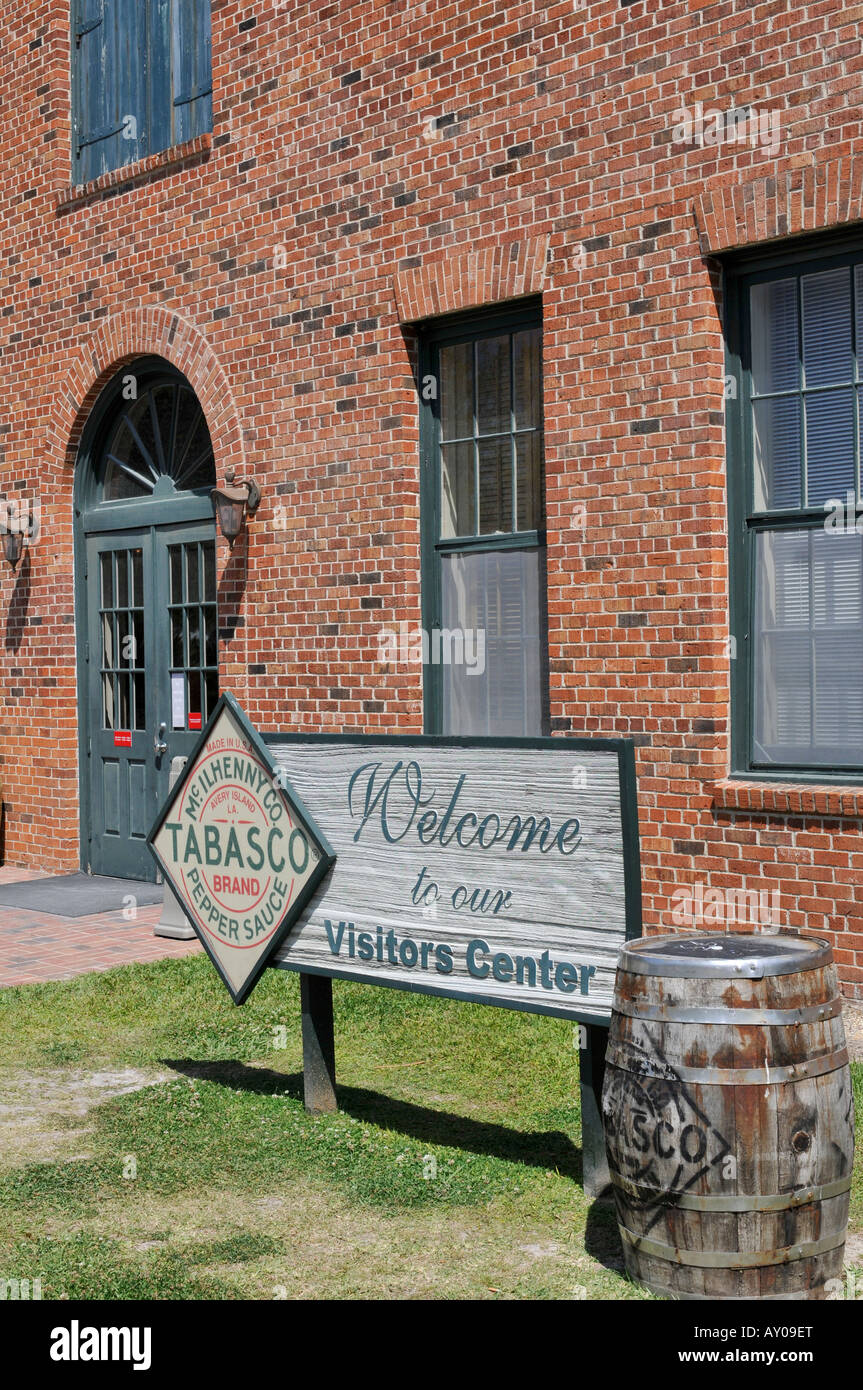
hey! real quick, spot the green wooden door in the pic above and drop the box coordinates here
[85,522,217,880]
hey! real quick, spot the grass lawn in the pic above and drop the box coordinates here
[0,954,860,1300]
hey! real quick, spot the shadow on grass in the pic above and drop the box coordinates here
[163,1056,583,1184]
[584,1198,626,1273]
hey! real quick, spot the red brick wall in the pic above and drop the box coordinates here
[1,0,863,995]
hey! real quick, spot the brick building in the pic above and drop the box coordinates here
[2,1,863,995]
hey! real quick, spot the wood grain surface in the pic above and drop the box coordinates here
[267,740,637,1021]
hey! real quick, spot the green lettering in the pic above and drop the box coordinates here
[223,826,243,868]
[268,826,285,873]
[245,825,264,871]
[183,824,202,864]
[204,824,221,865]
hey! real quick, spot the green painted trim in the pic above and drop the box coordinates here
[73,359,218,874]
[263,730,629,752]
[81,495,214,532]
[727,767,863,785]
[419,300,543,344]
[417,300,548,734]
[724,233,863,781]
[435,530,544,554]
[618,739,643,941]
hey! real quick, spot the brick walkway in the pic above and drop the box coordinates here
[0,868,200,987]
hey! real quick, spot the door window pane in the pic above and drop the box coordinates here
[99,548,145,732]
[170,543,183,602]
[168,540,218,731]
[186,544,200,602]
[188,610,201,666]
[187,670,202,722]
[101,551,113,607]
[171,609,184,667]
[131,548,144,607]
[116,552,129,608]
[203,542,216,601]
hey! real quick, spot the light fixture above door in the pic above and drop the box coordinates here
[210,468,262,548]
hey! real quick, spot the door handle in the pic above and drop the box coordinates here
[154,721,168,757]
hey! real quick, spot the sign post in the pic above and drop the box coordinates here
[149,693,641,1199]
[300,973,337,1115]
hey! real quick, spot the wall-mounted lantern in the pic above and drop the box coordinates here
[1,500,37,570]
[210,469,262,549]
[2,528,24,571]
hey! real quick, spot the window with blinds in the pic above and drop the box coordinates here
[72,0,212,184]
[420,305,549,737]
[730,247,863,772]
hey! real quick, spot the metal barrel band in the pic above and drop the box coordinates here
[619,945,833,980]
[605,1047,849,1087]
[611,997,842,1026]
[619,1226,847,1268]
[631,1282,838,1302]
[612,1172,852,1212]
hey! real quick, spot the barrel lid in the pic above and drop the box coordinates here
[618,932,833,979]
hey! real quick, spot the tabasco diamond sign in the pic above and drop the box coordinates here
[148,693,335,1003]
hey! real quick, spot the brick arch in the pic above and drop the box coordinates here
[51,306,245,479]
[693,153,863,256]
[393,234,549,323]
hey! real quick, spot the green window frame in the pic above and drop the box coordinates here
[726,233,863,780]
[72,0,212,185]
[418,302,550,736]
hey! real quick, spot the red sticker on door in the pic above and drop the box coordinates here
[114,731,132,747]
[188,714,202,730]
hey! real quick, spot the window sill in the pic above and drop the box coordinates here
[712,777,863,818]
[56,133,212,214]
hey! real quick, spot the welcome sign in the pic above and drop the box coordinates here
[268,728,641,1024]
[150,696,641,1021]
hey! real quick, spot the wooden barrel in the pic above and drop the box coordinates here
[601,932,855,1300]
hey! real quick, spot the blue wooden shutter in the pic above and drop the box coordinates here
[73,0,112,182]
[171,0,213,145]
[146,0,173,159]
[73,0,146,181]
[111,0,147,168]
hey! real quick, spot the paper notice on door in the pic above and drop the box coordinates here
[171,673,185,729]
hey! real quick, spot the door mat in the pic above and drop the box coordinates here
[0,873,163,918]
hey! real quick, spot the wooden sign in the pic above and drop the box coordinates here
[267,731,641,1023]
[148,695,335,1003]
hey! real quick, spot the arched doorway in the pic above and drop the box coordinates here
[74,359,219,880]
